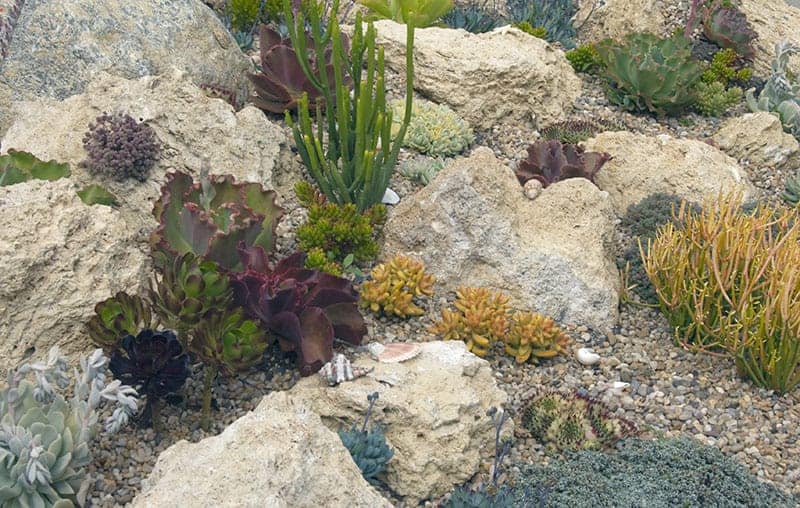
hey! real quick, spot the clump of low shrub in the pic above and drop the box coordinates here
[295,181,385,275]
[643,193,800,393]
[82,112,161,182]
[618,193,700,304]
[360,254,435,318]
[392,99,474,158]
[430,287,569,363]
[511,438,796,507]
[522,390,637,454]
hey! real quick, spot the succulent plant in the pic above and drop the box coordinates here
[295,181,385,273]
[701,48,752,87]
[86,292,154,349]
[148,253,234,340]
[189,308,269,374]
[338,392,393,485]
[397,157,446,185]
[0,347,137,507]
[360,254,435,318]
[0,149,71,186]
[108,329,189,429]
[782,172,800,206]
[248,24,352,113]
[597,33,704,115]
[522,390,637,454]
[391,99,474,158]
[232,246,367,376]
[81,112,161,182]
[513,21,548,39]
[440,1,504,34]
[565,44,604,74]
[693,80,742,116]
[150,170,284,271]
[539,119,619,144]
[701,2,757,60]
[515,140,610,188]
[506,0,578,49]
[503,311,569,364]
[76,184,119,207]
[429,287,510,357]
[746,41,800,139]
[447,486,514,508]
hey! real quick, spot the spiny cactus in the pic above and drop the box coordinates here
[338,392,393,485]
[522,390,637,454]
[360,255,435,318]
[392,99,474,158]
[503,311,570,364]
[0,347,137,507]
[429,287,510,357]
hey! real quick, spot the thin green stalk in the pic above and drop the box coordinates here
[201,364,218,432]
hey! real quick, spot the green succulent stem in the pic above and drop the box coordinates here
[201,364,218,432]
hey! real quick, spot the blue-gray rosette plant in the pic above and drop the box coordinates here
[0,347,138,507]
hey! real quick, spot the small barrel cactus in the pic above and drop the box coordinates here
[82,112,161,182]
[0,347,137,507]
[360,255,435,318]
[338,392,393,485]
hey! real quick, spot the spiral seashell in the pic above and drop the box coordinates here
[319,353,373,386]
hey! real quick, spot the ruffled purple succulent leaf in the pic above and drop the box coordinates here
[515,140,610,188]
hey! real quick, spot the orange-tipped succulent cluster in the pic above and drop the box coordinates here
[360,255,435,318]
[430,286,570,363]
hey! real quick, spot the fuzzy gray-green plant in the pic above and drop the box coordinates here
[338,392,393,485]
[398,157,446,185]
[392,100,473,157]
[746,41,800,138]
[510,438,797,507]
[782,171,800,206]
[0,347,138,507]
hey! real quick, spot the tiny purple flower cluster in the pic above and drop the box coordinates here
[82,112,161,182]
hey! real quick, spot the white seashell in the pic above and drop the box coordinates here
[606,382,630,397]
[576,347,601,366]
[319,353,372,386]
[376,343,421,363]
[381,187,400,205]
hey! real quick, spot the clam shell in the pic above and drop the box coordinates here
[376,342,421,363]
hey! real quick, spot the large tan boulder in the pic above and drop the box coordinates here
[0,179,150,372]
[713,112,800,172]
[133,391,392,508]
[576,0,668,44]
[372,21,582,130]
[583,131,756,214]
[0,0,252,137]
[1,70,285,229]
[381,147,620,330]
[739,0,800,76]
[289,341,512,504]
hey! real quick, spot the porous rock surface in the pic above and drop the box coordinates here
[289,340,512,504]
[1,70,285,228]
[740,0,800,76]
[0,179,150,371]
[381,147,620,330]
[713,112,800,171]
[373,21,582,130]
[583,131,756,214]
[132,391,392,508]
[0,0,252,137]
[576,0,667,44]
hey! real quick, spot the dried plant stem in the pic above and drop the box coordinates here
[201,365,218,432]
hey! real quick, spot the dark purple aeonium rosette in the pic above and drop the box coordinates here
[230,244,366,376]
[109,329,190,426]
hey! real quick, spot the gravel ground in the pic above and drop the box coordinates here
[80,1,800,506]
